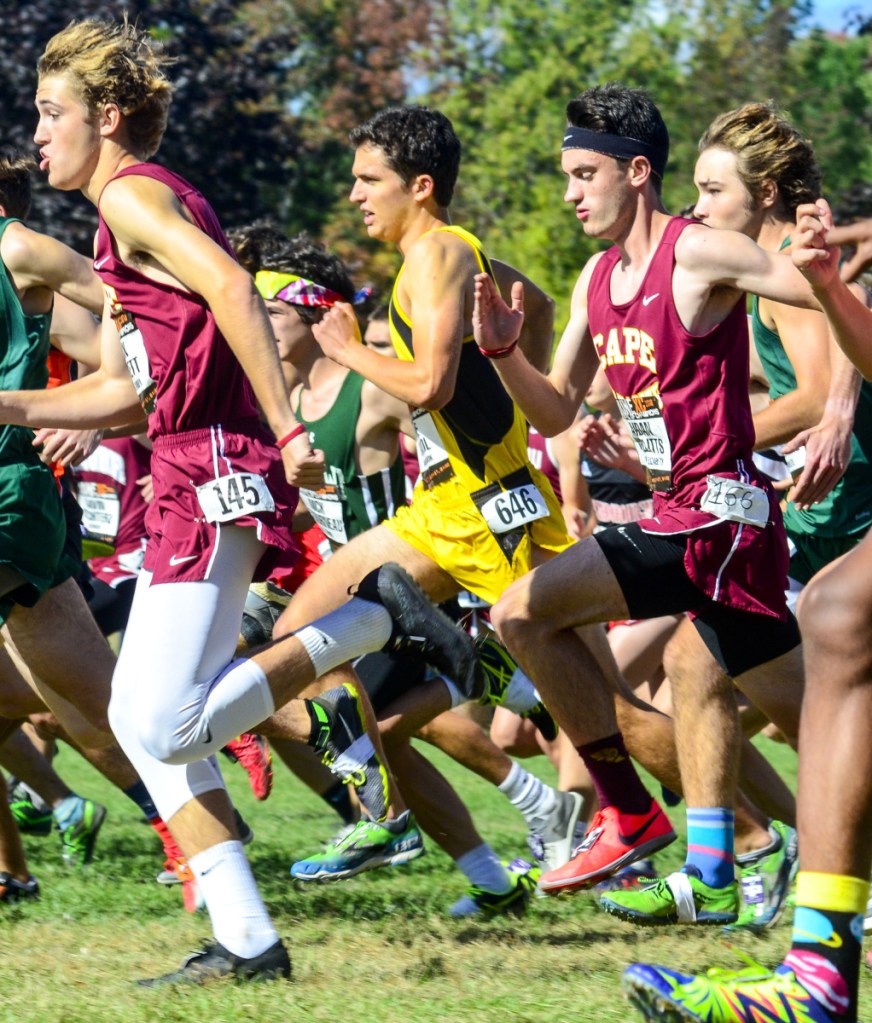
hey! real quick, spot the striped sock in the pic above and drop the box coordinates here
[684,807,734,888]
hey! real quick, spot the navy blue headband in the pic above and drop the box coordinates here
[561,126,667,178]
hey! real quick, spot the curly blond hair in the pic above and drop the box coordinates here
[39,18,174,159]
[698,102,821,217]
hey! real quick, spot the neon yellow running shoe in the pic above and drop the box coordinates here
[623,959,838,1022]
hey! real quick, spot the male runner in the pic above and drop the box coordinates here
[270,104,580,913]
[11,19,477,983]
[621,188,872,1023]
[474,83,816,915]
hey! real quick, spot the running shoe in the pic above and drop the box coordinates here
[137,938,291,987]
[593,858,654,893]
[308,682,391,823]
[8,790,52,836]
[449,858,540,918]
[0,871,39,904]
[731,820,798,931]
[623,960,836,1022]
[474,633,557,740]
[239,582,289,648]
[526,790,584,872]
[354,562,484,700]
[601,869,740,925]
[290,811,424,882]
[222,733,273,801]
[59,798,106,867]
[539,800,676,894]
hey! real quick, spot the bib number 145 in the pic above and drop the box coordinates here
[196,472,275,524]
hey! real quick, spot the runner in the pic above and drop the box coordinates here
[10,19,477,984]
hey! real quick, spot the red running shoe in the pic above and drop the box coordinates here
[223,733,273,801]
[539,801,676,894]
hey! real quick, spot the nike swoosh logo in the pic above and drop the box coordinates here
[619,816,661,846]
[169,553,198,566]
[641,293,660,306]
[94,256,110,270]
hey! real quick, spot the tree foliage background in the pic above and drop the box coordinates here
[2,0,870,316]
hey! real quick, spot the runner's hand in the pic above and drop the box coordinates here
[473,273,524,352]
[793,200,841,290]
[280,433,325,489]
[312,303,360,366]
[783,415,852,509]
[33,427,103,467]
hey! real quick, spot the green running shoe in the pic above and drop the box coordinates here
[290,811,425,882]
[731,820,798,931]
[601,869,739,925]
[474,633,557,740]
[623,959,837,1022]
[59,799,107,867]
[8,792,52,836]
[308,682,391,823]
[449,858,540,918]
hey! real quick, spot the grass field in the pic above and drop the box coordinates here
[1,735,868,1023]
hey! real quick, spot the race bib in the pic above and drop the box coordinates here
[616,390,673,491]
[782,445,806,482]
[195,472,275,524]
[699,474,769,527]
[113,307,157,415]
[77,481,121,545]
[412,409,455,489]
[479,483,549,535]
[300,487,348,546]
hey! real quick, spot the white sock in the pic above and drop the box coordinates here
[200,657,276,751]
[498,761,557,826]
[295,598,392,677]
[455,843,511,894]
[500,666,543,715]
[190,840,278,959]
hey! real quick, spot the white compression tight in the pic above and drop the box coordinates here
[107,525,269,819]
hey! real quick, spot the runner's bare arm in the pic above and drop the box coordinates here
[1,221,103,314]
[48,293,102,368]
[752,299,831,449]
[474,257,602,437]
[793,200,872,379]
[677,222,820,311]
[0,297,140,428]
[313,232,469,408]
[783,283,868,508]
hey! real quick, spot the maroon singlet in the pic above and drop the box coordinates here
[94,164,298,583]
[586,217,789,619]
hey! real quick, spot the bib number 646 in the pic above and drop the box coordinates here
[480,484,548,535]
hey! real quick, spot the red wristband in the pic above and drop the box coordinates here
[276,423,307,448]
[477,339,519,360]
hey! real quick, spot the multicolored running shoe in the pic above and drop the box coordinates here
[623,960,837,1022]
[309,682,391,823]
[290,811,424,882]
[732,820,798,931]
[601,870,739,926]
